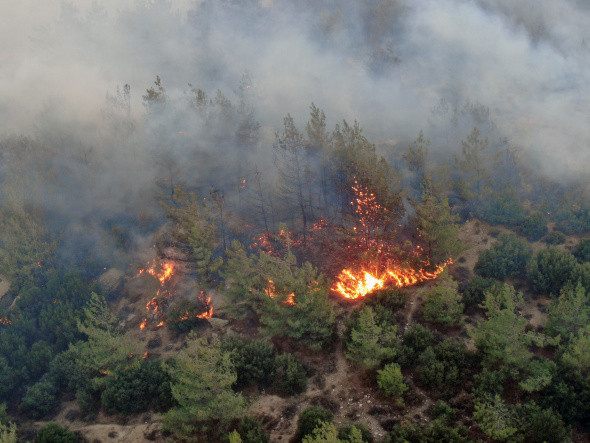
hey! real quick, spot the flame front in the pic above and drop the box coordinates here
[332,260,451,300]
[138,260,175,285]
[264,279,296,306]
[195,295,214,319]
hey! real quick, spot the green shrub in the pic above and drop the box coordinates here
[516,402,570,443]
[20,379,58,419]
[35,423,78,443]
[568,262,590,293]
[472,367,509,400]
[389,418,467,442]
[377,363,407,399]
[461,276,498,309]
[346,306,398,369]
[338,424,373,443]
[236,417,269,443]
[273,353,307,396]
[415,339,473,398]
[475,233,532,280]
[101,359,173,415]
[368,287,406,311]
[573,239,590,262]
[222,337,276,389]
[397,324,436,367]
[539,364,590,430]
[516,213,548,241]
[296,406,333,441]
[544,231,566,245]
[476,194,525,226]
[528,247,578,295]
[554,207,590,235]
[421,277,463,326]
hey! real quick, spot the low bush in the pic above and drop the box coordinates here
[273,353,307,396]
[475,233,532,280]
[528,247,578,295]
[35,423,78,443]
[296,406,333,441]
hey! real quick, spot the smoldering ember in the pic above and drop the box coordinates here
[0,1,588,442]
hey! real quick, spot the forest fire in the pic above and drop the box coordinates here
[137,260,175,285]
[195,295,214,319]
[332,260,452,300]
[330,179,453,300]
[264,279,296,306]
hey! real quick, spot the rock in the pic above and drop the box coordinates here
[97,268,124,295]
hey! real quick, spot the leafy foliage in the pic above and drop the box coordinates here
[421,275,464,326]
[0,206,55,281]
[222,337,276,389]
[414,194,462,263]
[573,239,590,262]
[474,395,518,440]
[301,421,340,443]
[163,187,223,279]
[415,339,474,398]
[471,284,534,369]
[376,363,407,400]
[460,275,498,309]
[223,243,335,348]
[397,324,436,367]
[163,335,245,439]
[273,353,308,396]
[35,423,77,443]
[544,230,566,245]
[545,283,589,343]
[166,298,211,334]
[235,417,270,443]
[346,306,397,369]
[528,247,578,295]
[474,233,531,280]
[101,359,173,414]
[389,417,468,443]
[20,379,58,419]
[296,406,333,441]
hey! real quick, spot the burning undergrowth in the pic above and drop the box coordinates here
[133,259,214,333]
[252,179,452,301]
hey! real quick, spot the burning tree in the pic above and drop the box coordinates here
[330,180,453,300]
[163,187,223,279]
[223,241,335,349]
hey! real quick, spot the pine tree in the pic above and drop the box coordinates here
[75,292,138,386]
[414,193,462,264]
[346,306,397,368]
[163,187,222,278]
[274,114,314,234]
[164,335,245,438]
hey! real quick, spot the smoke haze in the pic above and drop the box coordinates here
[0,0,588,270]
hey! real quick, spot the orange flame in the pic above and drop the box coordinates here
[264,279,277,298]
[138,260,175,285]
[146,297,159,314]
[332,260,452,300]
[139,318,148,330]
[196,296,214,319]
[264,279,296,306]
